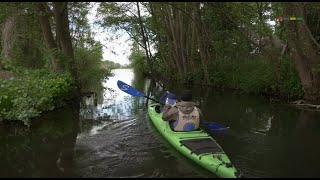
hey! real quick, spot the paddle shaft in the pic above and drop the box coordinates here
[145,96,164,105]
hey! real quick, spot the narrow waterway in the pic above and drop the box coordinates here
[1,68,320,178]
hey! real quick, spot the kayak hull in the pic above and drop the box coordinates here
[147,102,240,178]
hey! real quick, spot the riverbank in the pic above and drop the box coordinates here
[143,57,309,105]
[0,69,74,126]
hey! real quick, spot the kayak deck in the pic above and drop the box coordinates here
[147,103,241,178]
[180,138,224,155]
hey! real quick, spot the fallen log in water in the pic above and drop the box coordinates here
[291,100,320,111]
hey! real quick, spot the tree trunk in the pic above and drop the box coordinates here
[1,16,16,59]
[165,5,183,76]
[194,2,210,84]
[174,5,184,75]
[257,2,263,53]
[149,3,176,71]
[136,2,152,72]
[178,3,187,75]
[282,2,320,103]
[53,3,73,59]
[189,8,197,68]
[159,5,178,71]
[149,3,175,71]
[38,2,64,72]
[184,9,192,69]
[53,2,80,93]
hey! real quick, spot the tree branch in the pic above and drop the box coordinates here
[118,24,146,49]
[43,2,54,17]
[281,41,288,56]
[303,23,320,50]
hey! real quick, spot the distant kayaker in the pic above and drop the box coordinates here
[162,89,202,132]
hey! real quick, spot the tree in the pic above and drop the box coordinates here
[282,2,320,103]
[0,3,45,69]
[97,2,154,72]
[37,2,79,92]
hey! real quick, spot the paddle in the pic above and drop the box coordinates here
[116,80,229,133]
[204,122,230,134]
[117,80,164,105]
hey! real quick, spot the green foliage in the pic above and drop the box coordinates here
[305,3,320,41]
[97,2,151,72]
[75,41,112,92]
[128,2,305,100]
[102,60,123,69]
[0,69,73,126]
[235,59,277,93]
[128,42,148,73]
[278,56,304,99]
[97,2,133,29]
[66,2,114,92]
[206,57,303,99]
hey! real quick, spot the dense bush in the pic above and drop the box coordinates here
[0,69,73,126]
[209,57,303,99]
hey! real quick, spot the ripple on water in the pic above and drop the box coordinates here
[75,110,168,178]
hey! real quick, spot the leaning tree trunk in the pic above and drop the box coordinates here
[136,2,152,72]
[282,2,320,103]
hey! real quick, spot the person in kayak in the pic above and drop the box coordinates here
[162,89,202,132]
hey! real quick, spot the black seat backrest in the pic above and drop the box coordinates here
[155,105,161,113]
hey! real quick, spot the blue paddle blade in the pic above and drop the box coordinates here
[204,122,230,134]
[117,80,146,97]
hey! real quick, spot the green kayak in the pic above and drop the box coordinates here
[147,102,241,178]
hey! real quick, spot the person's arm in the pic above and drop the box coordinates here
[162,105,178,121]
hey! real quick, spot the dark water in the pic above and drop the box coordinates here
[1,69,320,178]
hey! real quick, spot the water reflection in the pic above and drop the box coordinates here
[0,105,80,178]
[79,69,144,121]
